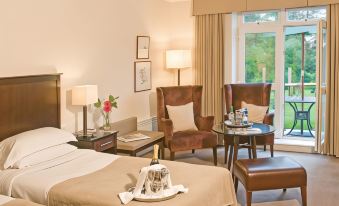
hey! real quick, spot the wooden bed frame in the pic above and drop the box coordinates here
[0,74,61,142]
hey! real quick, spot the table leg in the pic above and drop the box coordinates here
[286,102,298,136]
[251,136,257,159]
[228,145,234,170]
[232,136,239,171]
[307,103,315,137]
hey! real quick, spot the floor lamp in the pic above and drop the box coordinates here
[166,50,192,86]
[72,85,98,136]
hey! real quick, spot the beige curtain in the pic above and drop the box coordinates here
[194,14,225,124]
[323,4,339,157]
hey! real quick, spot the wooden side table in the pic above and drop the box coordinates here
[117,131,165,158]
[75,131,118,154]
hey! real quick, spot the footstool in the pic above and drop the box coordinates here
[234,156,307,206]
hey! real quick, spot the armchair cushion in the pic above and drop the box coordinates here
[169,130,217,152]
[241,101,268,123]
[166,102,198,132]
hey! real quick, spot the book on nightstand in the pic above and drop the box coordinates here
[118,133,151,143]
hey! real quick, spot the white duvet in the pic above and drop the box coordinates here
[0,195,13,205]
[0,149,119,205]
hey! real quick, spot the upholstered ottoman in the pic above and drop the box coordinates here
[234,156,307,206]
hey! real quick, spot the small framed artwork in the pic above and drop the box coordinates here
[134,61,152,92]
[136,36,150,59]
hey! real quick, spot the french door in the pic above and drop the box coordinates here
[238,26,285,137]
[315,20,327,151]
[239,22,327,142]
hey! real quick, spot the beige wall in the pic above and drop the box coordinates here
[0,0,194,132]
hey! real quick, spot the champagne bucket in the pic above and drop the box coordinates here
[144,167,170,196]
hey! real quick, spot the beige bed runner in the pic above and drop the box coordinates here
[48,156,237,206]
[2,199,42,206]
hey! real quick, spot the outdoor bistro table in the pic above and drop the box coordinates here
[212,123,275,171]
[285,96,316,137]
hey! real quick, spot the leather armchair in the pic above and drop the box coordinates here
[224,83,275,158]
[157,86,218,165]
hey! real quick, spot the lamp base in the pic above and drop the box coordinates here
[83,105,88,136]
[177,69,181,86]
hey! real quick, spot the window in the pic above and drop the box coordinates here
[287,7,326,21]
[245,32,276,83]
[243,11,279,23]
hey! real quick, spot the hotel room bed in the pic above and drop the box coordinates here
[0,195,41,206]
[0,148,237,206]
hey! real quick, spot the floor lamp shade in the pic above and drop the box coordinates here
[72,85,98,136]
[166,50,192,86]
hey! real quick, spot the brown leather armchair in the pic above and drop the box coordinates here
[224,83,275,158]
[157,86,218,165]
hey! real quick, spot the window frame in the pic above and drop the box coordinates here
[242,10,280,25]
[286,6,327,23]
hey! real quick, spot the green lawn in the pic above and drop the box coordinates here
[283,87,316,130]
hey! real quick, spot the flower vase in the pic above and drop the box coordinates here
[103,115,111,131]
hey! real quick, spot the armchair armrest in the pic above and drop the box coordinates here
[196,116,215,131]
[263,112,274,126]
[160,118,174,144]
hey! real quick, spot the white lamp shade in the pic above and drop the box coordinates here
[166,50,192,69]
[72,85,98,106]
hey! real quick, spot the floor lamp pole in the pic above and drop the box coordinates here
[178,68,181,86]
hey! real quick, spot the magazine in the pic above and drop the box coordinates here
[118,133,151,143]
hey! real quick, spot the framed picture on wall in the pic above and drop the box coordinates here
[136,36,150,59]
[134,61,152,92]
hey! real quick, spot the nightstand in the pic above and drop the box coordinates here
[75,131,118,154]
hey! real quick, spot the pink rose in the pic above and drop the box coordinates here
[103,101,112,113]
[104,101,111,107]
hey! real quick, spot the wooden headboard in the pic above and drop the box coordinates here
[0,74,61,141]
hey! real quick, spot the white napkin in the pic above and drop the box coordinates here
[118,164,188,204]
[234,128,262,135]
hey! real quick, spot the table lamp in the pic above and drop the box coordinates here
[72,85,98,136]
[166,50,192,86]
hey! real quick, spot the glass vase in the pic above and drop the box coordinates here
[103,114,111,131]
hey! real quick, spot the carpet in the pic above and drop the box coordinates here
[252,199,300,206]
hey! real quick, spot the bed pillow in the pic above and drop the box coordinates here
[0,127,77,170]
[166,102,198,132]
[12,143,77,169]
[241,101,268,123]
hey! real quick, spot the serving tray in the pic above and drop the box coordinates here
[225,120,253,128]
[134,188,178,202]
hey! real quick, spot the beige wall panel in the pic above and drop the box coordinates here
[247,0,307,11]
[193,0,246,15]
[308,0,339,6]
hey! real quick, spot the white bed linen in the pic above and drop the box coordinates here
[0,149,119,205]
[0,195,13,205]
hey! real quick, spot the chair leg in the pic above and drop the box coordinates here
[192,149,195,154]
[264,145,267,151]
[225,144,229,164]
[170,152,175,161]
[270,145,274,157]
[161,148,165,160]
[246,191,252,206]
[301,186,307,206]
[248,148,252,159]
[234,177,239,193]
[213,147,218,166]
